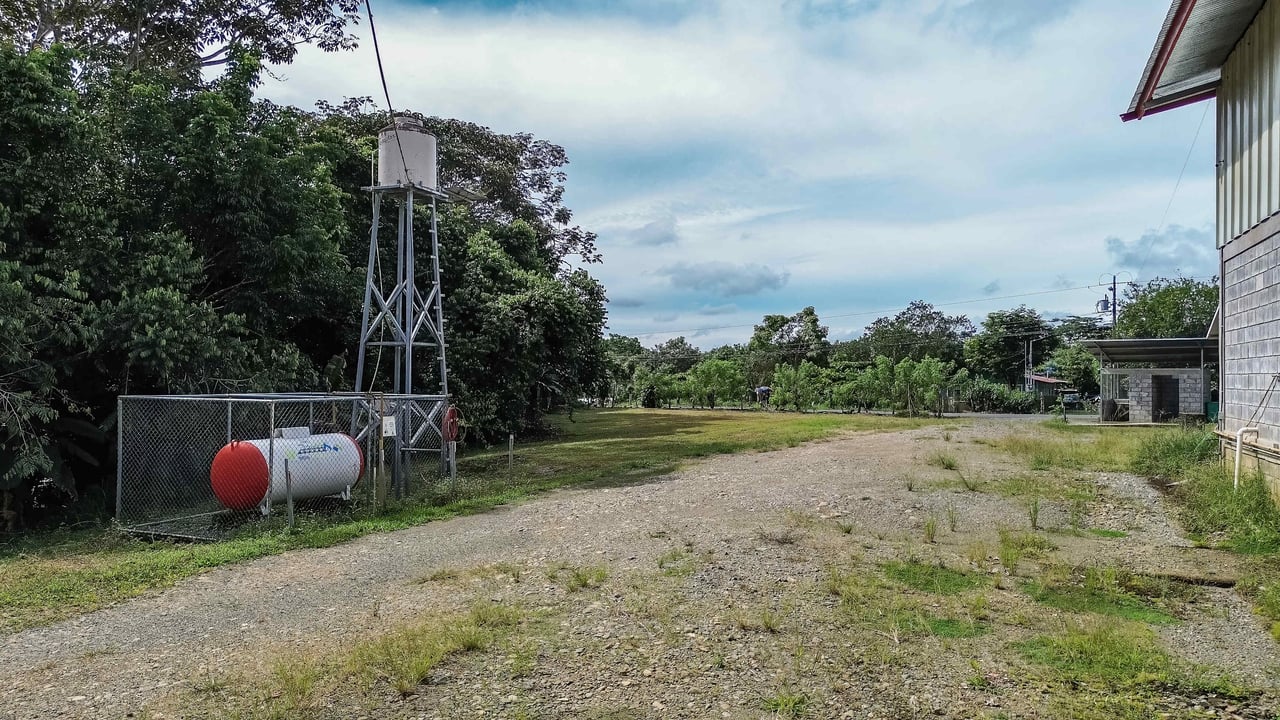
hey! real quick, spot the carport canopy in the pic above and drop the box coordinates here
[1081,337,1218,367]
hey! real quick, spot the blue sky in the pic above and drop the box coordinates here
[260,0,1219,348]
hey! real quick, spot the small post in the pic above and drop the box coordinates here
[449,440,458,485]
[285,458,295,528]
[266,402,276,518]
[508,433,514,481]
[115,396,124,521]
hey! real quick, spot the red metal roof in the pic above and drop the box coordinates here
[1123,0,1266,121]
[1029,375,1070,384]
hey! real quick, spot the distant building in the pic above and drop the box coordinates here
[1027,374,1071,406]
[1124,0,1280,483]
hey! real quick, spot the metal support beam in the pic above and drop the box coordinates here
[353,185,452,495]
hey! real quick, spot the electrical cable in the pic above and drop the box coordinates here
[618,276,1214,341]
[363,0,411,183]
[1134,101,1212,280]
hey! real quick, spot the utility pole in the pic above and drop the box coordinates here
[1097,272,1132,331]
[1110,275,1118,328]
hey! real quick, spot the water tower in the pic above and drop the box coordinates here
[353,117,450,492]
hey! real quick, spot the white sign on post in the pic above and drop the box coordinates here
[381,415,397,435]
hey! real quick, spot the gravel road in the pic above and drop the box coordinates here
[2,419,1276,719]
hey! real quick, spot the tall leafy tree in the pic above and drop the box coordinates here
[964,306,1057,387]
[861,301,974,366]
[1115,277,1218,339]
[748,306,830,379]
[688,359,747,409]
[1,0,362,72]
[649,336,701,374]
[772,360,821,412]
[1040,345,1100,395]
[599,334,644,404]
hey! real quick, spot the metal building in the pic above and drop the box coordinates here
[1124,0,1280,484]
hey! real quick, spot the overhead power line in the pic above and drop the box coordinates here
[363,0,410,182]
[1134,101,1212,280]
[622,280,1155,340]
[618,272,1218,342]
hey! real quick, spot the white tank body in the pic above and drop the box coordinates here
[209,433,364,511]
[378,117,438,190]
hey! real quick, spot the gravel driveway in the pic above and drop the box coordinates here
[2,419,1276,719]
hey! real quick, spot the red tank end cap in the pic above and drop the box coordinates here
[210,441,269,510]
[341,433,366,478]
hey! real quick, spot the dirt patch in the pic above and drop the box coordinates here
[1,418,1276,719]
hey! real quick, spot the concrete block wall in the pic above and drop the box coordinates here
[1223,229,1280,447]
[1117,368,1204,423]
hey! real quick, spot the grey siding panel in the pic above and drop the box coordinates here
[1223,230,1280,444]
[1221,0,1280,247]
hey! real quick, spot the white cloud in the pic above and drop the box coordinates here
[261,0,1217,346]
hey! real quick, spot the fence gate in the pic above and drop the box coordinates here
[116,393,448,540]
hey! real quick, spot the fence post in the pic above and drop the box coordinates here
[266,401,276,517]
[115,396,124,521]
[508,433,514,482]
[285,458,294,528]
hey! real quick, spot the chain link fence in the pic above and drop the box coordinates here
[117,393,448,540]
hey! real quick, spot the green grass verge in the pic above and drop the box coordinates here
[998,424,1280,636]
[926,617,988,638]
[1018,618,1172,685]
[0,409,937,633]
[1023,565,1181,626]
[881,560,984,595]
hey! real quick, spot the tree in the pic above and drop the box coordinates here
[772,361,821,412]
[1115,277,1218,339]
[1040,345,1100,395]
[1,0,362,72]
[599,334,644,405]
[747,307,830,381]
[895,357,953,418]
[1052,315,1109,344]
[964,306,1057,387]
[687,359,747,409]
[0,46,610,527]
[649,336,701,374]
[861,301,974,366]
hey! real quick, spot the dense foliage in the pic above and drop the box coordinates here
[1115,277,1218,339]
[599,301,1072,417]
[0,45,605,528]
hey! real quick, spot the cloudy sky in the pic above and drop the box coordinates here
[261,0,1219,348]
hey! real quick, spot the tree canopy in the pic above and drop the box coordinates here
[0,0,362,72]
[964,306,1057,388]
[1115,277,1218,339]
[861,300,973,366]
[0,45,607,527]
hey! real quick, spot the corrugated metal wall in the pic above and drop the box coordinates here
[1219,0,1280,247]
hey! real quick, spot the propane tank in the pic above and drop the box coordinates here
[210,432,364,512]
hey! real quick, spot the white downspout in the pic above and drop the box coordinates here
[1234,427,1260,491]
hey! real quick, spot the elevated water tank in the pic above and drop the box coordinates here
[378,117,438,190]
[210,432,364,512]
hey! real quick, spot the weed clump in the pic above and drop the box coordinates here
[928,452,960,471]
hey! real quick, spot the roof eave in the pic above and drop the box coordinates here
[1121,83,1218,121]
[1124,0,1201,121]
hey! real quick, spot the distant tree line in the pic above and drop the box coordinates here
[598,279,1218,416]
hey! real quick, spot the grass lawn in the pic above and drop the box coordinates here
[0,408,938,634]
